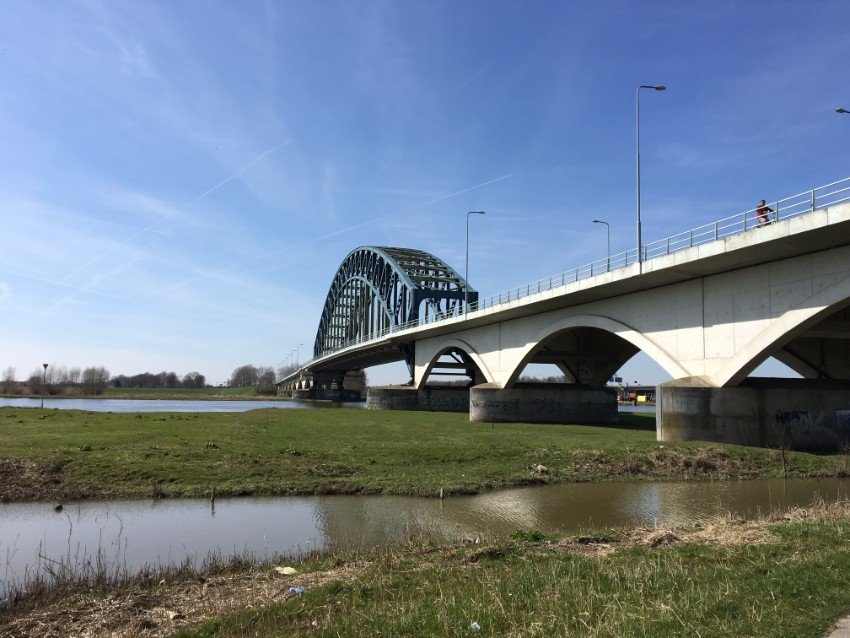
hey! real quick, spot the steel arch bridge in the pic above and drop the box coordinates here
[314,246,475,358]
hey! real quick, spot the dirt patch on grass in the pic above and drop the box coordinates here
[1,559,370,638]
[569,446,766,480]
[0,458,109,503]
[553,503,821,558]
[0,458,70,503]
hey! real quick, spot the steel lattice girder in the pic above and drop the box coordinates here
[314,246,476,358]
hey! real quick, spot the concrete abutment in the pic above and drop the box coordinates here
[368,383,618,424]
[657,377,850,451]
[366,386,470,412]
[469,383,617,424]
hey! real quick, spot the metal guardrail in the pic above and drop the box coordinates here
[284,176,850,378]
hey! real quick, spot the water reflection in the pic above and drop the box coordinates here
[1,478,845,593]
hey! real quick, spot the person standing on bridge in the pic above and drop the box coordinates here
[756,199,773,226]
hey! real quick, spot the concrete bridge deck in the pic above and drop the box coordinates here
[288,195,850,381]
[280,178,850,450]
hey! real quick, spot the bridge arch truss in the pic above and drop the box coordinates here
[314,246,475,358]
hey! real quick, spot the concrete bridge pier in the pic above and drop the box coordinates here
[469,383,617,424]
[657,378,850,451]
[366,385,470,412]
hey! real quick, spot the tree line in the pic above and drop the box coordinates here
[2,365,110,395]
[0,366,207,396]
[111,371,206,390]
[2,362,373,398]
[228,364,277,394]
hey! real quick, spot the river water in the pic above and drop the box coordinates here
[0,397,365,412]
[0,397,654,414]
[0,478,844,594]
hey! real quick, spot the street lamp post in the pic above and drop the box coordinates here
[636,84,666,267]
[295,343,303,366]
[465,211,486,313]
[592,219,610,271]
[41,363,48,409]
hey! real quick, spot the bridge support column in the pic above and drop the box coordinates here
[366,385,470,412]
[469,383,617,424]
[657,378,850,451]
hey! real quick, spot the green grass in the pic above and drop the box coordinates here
[173,517,850,638]
[1,407,846,502]
[102,387,265,399]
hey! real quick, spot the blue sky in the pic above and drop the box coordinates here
[1,1,848,385]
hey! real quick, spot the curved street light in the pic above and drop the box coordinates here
[465,211,486,313]
[41,363,48,409]
[636,84,666,268]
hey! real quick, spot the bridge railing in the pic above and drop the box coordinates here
[473,176,850,312]
[292,176,850,372]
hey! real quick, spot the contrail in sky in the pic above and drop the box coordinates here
[56,145,281,285]
[412,173,515,209]
[182,145,280,207]
[160,172,517,293]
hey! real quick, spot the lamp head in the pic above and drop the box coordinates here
[468,211,486,215]
[837,108,849,114]
[654,85,666,91]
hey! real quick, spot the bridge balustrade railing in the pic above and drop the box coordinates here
[290,176,850,373]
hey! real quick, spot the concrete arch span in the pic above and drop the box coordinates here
[503,314,689,389]
[415,338,494,388]
[712,273,850,387]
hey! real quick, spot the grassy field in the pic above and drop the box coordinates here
[0,406,846,502]
[101,386,273,400]
[4,503,850,637]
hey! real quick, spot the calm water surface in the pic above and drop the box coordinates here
[0,397,364,412]
[0,397,653,414]
[0,478,844,593]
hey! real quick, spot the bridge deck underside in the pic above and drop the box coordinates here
[311,341,407,374]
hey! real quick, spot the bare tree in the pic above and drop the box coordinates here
[81,366,110,395]
[1,367,16,395]
[43,365,60,395]
[276,363,298,379]
[182,371,206,389]
[27,366,60,395]
[165,371,179,388]
[27,368,43,395]
[256,366,277,395]
[67,367,81,386]
[229,364,259,387]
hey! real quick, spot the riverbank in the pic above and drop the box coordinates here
[1,407,847,502]
[3,500,849,637]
